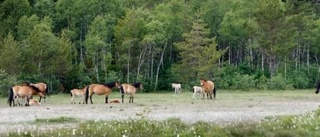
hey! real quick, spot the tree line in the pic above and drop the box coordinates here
[0,0,320,95]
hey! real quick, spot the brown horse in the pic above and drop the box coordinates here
[85,81,121,104]
[200,79,216,99]
[70,86,87,104]
[22,82,49,103]
[29,99,41,106]
[7,84,44,106]
[120,82,143,103]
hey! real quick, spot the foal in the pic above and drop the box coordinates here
[192,86,203,99]
[171,83,181,94]
[120,82,143,103]
[70,86,87,104]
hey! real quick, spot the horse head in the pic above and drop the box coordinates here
[103,81,121,88]
[200,79,207,86]
[132,82,143,89]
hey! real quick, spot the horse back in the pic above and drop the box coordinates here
[12,86,33,97]
[121,84,136,94]
[32,83,47,92]
[89,84,113,95]
[71,89,84,96]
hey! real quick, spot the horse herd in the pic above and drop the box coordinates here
[173,79,216,99]
[7,78,216,107]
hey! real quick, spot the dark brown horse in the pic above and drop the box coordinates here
[8,84,44,106]
[200,79,216,99]
[85,81,121,104]
[120,82,143,103]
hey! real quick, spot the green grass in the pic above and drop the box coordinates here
[34,116,78,123]
[1,89,320,137]
[5,109,320,137]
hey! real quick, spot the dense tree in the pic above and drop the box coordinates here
[173,13,225,83]
[1,0,320,94]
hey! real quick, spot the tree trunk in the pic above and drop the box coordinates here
[154,42,167,91]
[127,47,131,83]
[137,45,148,81]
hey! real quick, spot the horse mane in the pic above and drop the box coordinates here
[103,81,118,88]
[29,85,42,93]
[132,82,141,88]
[200,78,207,82]
[22,81,31,86]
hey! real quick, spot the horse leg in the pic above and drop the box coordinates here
[132,95,134,103]
[25,97,30,106]
[39,96,42,103]
[105,95,108,103]
[129,95,132,103]
[89,93,94,104]
[121,94,124,103]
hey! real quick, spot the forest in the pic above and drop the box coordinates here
[0,0,320,95]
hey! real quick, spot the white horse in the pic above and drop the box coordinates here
[193,86,203,99]
[172,83,182,94]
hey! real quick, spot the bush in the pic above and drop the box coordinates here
[0,69,18,97]
[266,74,293,90]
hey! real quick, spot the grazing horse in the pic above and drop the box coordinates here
[70,86,87,104]
[315,80,320,94]
[7,84,44,106]
[22,82,49,103]
[200,79,216,99]
[120,82,143,103]
[172,83,181,94]
[85,81,121,104]
[193,86,203,99]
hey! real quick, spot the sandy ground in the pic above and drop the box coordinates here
[0,91,319,133]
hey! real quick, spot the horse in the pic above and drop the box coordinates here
[7,84,44,106]
[85,81,121,104]
[109,99,121,103]
[70,86,87,104]
[22,82,49,103]
[29,99,41,106]
[193,86,203,99]
[120,82,143,103]
[200,79,216,99]
[315,80,320,94]
[172,83,181,94]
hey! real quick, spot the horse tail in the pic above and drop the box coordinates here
[45,83,50,97]
[85,85,89,104]
[213,87,216,99]
[7,87,14,106]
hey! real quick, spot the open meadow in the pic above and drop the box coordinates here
[0,89,320,136]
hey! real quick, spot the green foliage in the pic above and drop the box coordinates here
[0,0,320,93]
[266,74,293,90]
[0,70,18,97]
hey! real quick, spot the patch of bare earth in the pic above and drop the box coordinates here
[0,93,319,133]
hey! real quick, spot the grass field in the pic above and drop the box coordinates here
[0,89,320,136]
